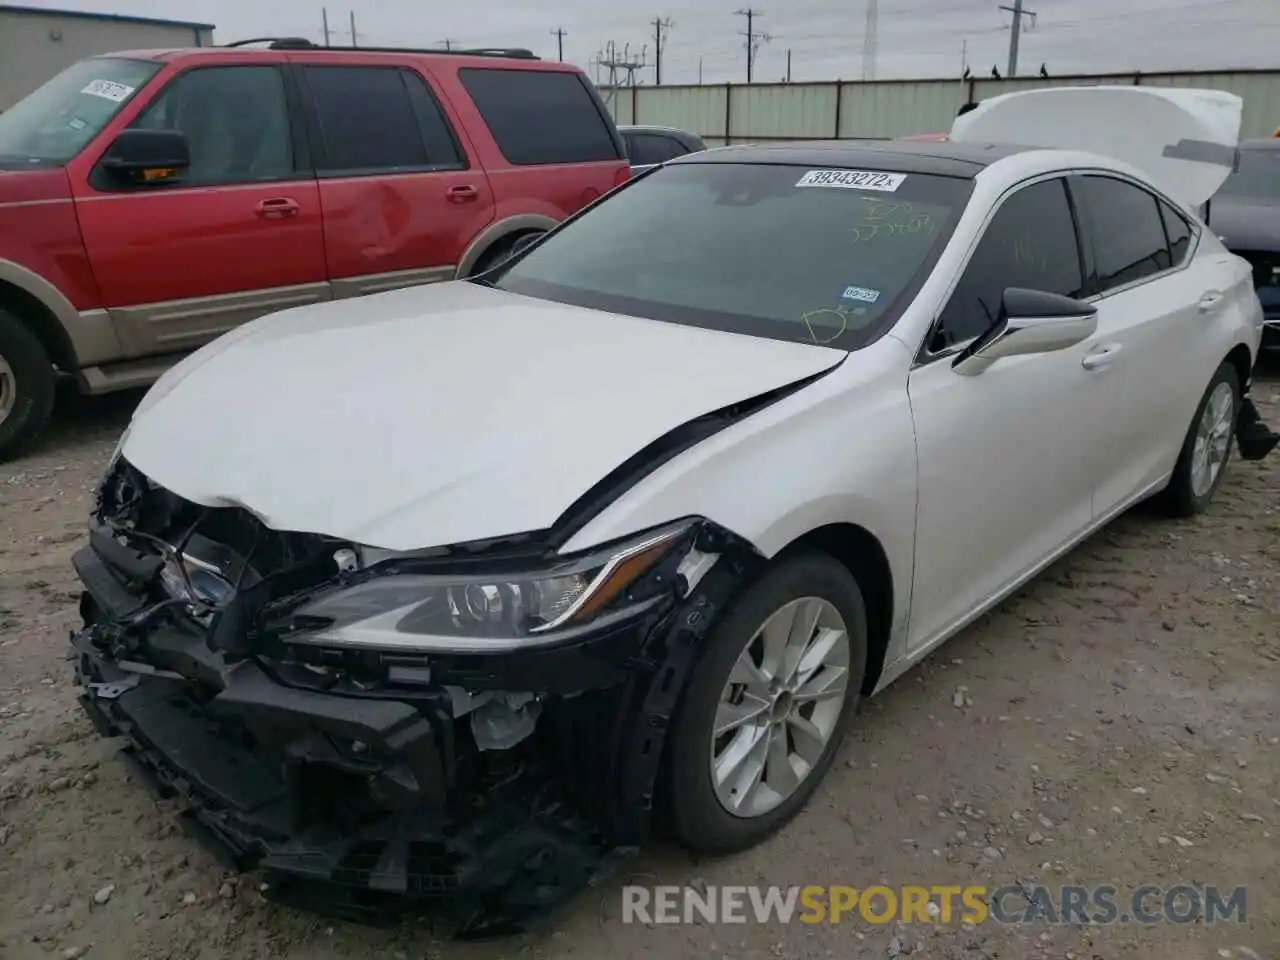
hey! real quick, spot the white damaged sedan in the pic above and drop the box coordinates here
[72,86,1278,931]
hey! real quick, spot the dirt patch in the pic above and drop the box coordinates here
[1,372,1277,960]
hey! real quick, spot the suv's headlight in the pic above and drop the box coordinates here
[286,520,695,651]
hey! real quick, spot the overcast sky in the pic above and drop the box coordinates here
[21,0,1280,83]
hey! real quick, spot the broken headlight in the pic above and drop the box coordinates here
[286,520,693,650]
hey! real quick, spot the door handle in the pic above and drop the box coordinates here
[255,197,300,219]
[446,184,479,203]
[1081,342,1124,371]
[1197,290,1225,313]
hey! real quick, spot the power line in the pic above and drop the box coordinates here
[652,17,674,85]
[551,27,567,61]
[735,8,771,83]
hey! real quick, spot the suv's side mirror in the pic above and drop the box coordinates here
[953,287,1097,376]
[99,129,190,185]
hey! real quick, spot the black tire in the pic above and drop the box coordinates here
[1160,361,1241,518]
[666,552,868,855]
[468,231,543,277]
[0,309,57,463]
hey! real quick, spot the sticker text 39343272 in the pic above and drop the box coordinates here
[795,170,906,192]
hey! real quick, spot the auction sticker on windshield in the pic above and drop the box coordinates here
[795,170,906,192]
[80,79,135,103]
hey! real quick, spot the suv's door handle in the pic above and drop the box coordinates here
[1081,342,1124,371]
[255,197,300,219]
[1198,290,1225,312]
[446,184,479,203]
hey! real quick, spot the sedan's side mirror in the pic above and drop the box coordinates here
[99,128,191,186]
[953,287,1097,377]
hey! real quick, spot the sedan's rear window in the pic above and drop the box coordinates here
[491,162,970,349]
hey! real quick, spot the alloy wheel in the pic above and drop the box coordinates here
[709,596,851,818]
[1190,381,1234,498]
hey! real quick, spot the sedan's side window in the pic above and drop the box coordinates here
[1159,200,1193,267]
[1074,175,1172,293]
[929,178,1083,353]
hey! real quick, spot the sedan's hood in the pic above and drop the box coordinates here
[1209,196,1280,252]
[121,281,845,551]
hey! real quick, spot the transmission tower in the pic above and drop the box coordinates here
[597,40,647,97]
[861,0,879,81]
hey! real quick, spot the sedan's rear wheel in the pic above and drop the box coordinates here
[1160,361,1240,517]
[667,553,867,854]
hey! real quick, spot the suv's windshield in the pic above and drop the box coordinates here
[1218,147,1280,200]
[491,161,970,349]
[0,57,160,168]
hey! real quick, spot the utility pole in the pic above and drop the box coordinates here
[437,38,456,50]
[861,0,879,81]
[321,7,331,46]
[348,9,358,47]
[651,17,673,85]
[785,48,791,82]
[551,27,567,60]
[735,8,770,84]
[698,54,704,84]
[998,0,1036,77]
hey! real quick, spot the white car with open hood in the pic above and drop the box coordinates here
[73,86,1278,932]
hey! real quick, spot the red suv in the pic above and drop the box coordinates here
[0,39,629,459]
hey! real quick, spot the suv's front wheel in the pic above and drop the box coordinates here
[0,309,57,462]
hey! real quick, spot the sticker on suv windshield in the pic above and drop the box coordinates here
[795,169,905,191]
[840,285,882,304]
[80,79,135,103]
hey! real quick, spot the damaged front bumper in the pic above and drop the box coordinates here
[69,463,753,938]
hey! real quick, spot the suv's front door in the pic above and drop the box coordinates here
[905,176,1099,651]
[71,63,327,360]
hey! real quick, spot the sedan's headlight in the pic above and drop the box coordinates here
[285,520,695,651]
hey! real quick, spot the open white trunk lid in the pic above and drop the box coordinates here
[949,85,1242,209]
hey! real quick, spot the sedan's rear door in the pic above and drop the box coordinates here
[1067,174,1230,514]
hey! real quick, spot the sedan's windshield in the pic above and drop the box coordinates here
[492,161,970,349]
[1218,148,1280,200]
[0,58,161,167]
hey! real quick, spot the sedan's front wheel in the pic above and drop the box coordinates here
[667,553,868,854]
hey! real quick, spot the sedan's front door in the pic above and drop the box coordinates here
[905,177,1099,651]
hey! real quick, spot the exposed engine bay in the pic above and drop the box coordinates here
[71,457,757,937]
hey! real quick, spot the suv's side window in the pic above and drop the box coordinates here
[929,178,1084,353]
[304,66,463,175]
[1159,199,1194,267]
[628,133,687,166]
[130,66,294,185]
[1074,175,1172,292]
[458,68,620,165]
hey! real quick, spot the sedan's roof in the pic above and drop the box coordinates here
[670,139,1032,178]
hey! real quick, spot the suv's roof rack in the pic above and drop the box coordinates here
[223,37,539,58]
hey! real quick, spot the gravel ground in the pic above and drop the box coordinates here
[1,369,1277,960]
